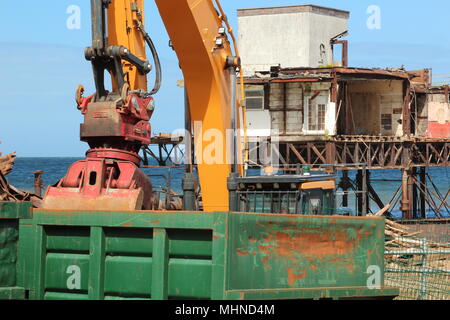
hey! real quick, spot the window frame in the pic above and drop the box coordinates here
[245,87,265,111]
[304,94,328,134]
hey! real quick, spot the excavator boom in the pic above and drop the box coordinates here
[155,0,243,211]
[42,0,244,212]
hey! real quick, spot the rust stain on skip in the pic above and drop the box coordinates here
[236,250,249,256]
[271,231,356,258]
[254,229,366,273]
[287,267,307,286]
[151,220,160,224]
[258,244,272,265]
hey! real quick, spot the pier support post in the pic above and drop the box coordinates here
[401,168,414,219]
[33,170,44,198]
[182,173,196,211]
[356,168,368,216]
[341,170,349,208]
[227,173,239,212]
[419,167,427,219]
[412,167,418,219]
[401,168,409,219]
[365,170,371,215]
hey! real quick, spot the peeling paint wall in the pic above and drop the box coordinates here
[244,79,413,138]
[245,84,271,137]
[270,83,305,135]
[286,83,304,135]
[269,83,286,134]
[415,94,428,136]
[347,80,404,136]
[425,94,450,138]
[268,82,333,136]
[244,81,340,137]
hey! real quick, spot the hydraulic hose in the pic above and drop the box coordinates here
[137,24,162,96]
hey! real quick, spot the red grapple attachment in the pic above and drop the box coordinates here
[43,150,153,211]
[43,88,155,211]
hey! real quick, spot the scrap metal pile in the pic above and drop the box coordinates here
[384,219,450,250]
[0,152,15,176]
[383,218,450,300]
[369,205,449,250]
[0,152,42,207]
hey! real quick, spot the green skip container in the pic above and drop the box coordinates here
[0,202,32,299]
[2,206,398,300]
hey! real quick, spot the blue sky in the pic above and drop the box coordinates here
[0,0,449,157]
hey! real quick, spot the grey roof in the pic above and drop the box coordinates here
[237,4,350,19]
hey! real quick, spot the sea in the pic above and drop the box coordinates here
[6,157,450,218]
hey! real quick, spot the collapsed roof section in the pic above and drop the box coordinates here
[244,66,431,87]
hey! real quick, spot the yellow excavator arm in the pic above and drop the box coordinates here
[105,0,245,211]
[153,0,245,211]
[106,0,149,92]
